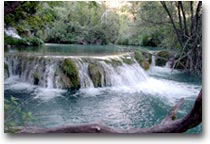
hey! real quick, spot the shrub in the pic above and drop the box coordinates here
[4,35,44,46]
[4,96,33,133]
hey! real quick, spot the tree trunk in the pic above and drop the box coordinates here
[161,1,202,75]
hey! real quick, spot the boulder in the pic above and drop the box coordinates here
[62,59,80,89]
[88,63,104,87]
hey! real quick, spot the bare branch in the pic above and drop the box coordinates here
[161,98,184,125]
[177,2,183,31]
[190,1,194,35]
[160,1,184,48]
[179,2,188,36]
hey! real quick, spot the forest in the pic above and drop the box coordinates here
[4,1,202,75]
[4,1,202,134]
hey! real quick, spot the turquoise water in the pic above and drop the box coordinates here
[4,45,202,133]
[5,44,163,56]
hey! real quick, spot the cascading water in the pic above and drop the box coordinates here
[100,61,148,87]
[4,53,149,89]
[46,64,56,88]
[4,27,21,39]
[151,55,156,66]
[4,51,202,133]
[73,58,94,88]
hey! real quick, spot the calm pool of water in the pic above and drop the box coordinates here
[5,44,164,56]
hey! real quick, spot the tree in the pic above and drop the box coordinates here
[133,2,178,47]
[160,1,202,75]
[45,1,121,44]
[4,1,58,39]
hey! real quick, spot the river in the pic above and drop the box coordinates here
[4,44,202,133]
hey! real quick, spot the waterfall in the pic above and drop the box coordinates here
[165,61,171,68]
[4,27,21,39]
[46,64,56,88]
[4,54,149,89]
[151,55,156,66]
[100,61,147,86]
[165,59,174,68]
[73,58,94,88]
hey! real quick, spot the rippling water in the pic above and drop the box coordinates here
[4,65,202,133]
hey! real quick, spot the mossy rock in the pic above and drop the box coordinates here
[56,68,73,89]
[134,50,150,70]
[104,59,123,67]
[122,57,135,65]
[134,50,144,64]
[142,51,152,64]
[141,61,150,70]
[62,59,80,89]
[88,63,103,87]
[155,51,172,66]
[28,56,35,61]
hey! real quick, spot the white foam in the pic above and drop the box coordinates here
[72,77,201,105]
[4,27,21,39]
[135,78,200,98]
[4,76,35,92]
[4,76,67,101]
[33,88,66,101]
[74,88,103,97]
[148,66,180,75]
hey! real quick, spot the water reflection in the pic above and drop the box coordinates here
[5,44,164,56]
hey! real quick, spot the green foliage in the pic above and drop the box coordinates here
[156,50,171,66]
[4,1,191,50]
[104,59,123,67]
[116,36,129,45]
[4,1,39,26]
[45,1,121,45]
[122,57,134,65]
[62,59,80,89]
[4,35,43,46]
[127,35,142,46]
[134,50,144,64]
[4,96,33,133]
[129,1,178,48]
[5,1,58,42]
[142,51,153,64]
[134,50,151,70]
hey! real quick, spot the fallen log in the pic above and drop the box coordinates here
[161,98,185,125]
[18,89,202,133]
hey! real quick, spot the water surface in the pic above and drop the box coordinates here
[4,44,202,133]
[5,44,163,56]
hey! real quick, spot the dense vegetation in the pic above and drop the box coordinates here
[4,1,202,75]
